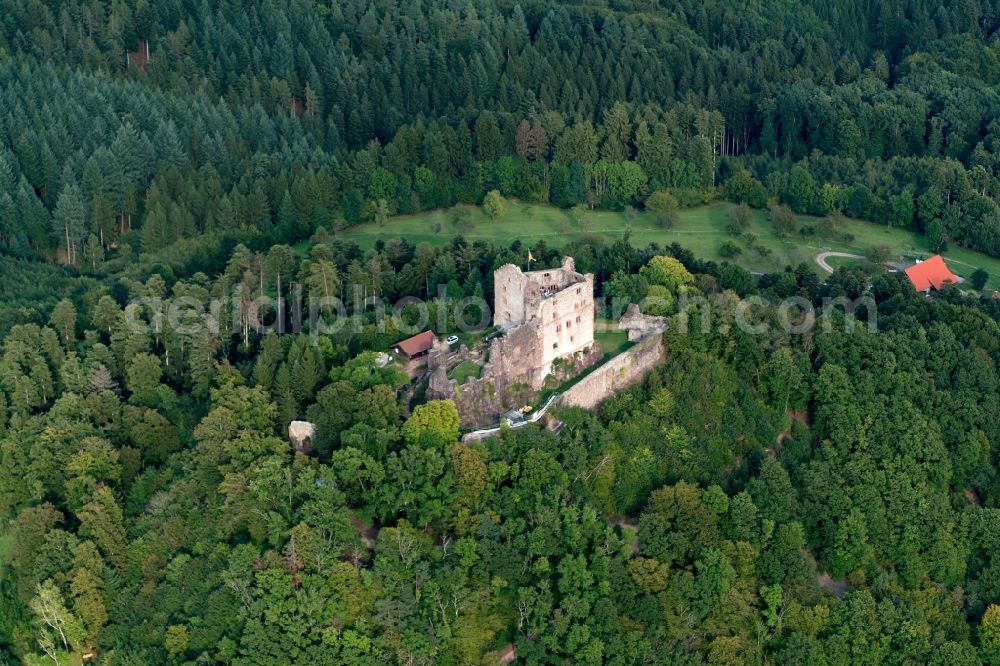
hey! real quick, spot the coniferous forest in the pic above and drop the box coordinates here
[5,1,1000,664]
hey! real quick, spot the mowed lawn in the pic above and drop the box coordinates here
[594,328,632,359]
[449,360,482,383]
[822,255,865,271]
[332,202,1000,290]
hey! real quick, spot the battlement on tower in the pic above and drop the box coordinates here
[494,256,591,331]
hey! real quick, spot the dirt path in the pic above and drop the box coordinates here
[609,517,640,556]
[498,644,516,664]
[349,514,379,548]
[818,572,851,598]
[814,251,864,273]
[775,408,811,446]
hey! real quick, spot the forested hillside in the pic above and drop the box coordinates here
[4,0,1000,268]
[5,230,1000,663]
[4,0,1000,664]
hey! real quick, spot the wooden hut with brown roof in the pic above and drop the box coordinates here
[391,330,436,360]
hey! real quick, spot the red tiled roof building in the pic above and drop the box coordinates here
[904,255,958,292]
[392,330,436,359]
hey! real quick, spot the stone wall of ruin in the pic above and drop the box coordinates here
[493,264,531,330]
[427,325,543,428]
[560,333,665,411]
[488,321,545,386]
[494,259,596,387]
[534,275,594,379]
[429,256,604,427]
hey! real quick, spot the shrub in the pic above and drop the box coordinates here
[864,245,892,265]
[645,190,679,229]
[972,268,989,290]
[719,240,743,258]
[453,207,475,233]
[769,204,798,236]
[727,203,752,235]
[483,190,507,220]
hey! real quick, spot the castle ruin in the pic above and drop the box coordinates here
[493,256,596,388]
[428,257,602,426]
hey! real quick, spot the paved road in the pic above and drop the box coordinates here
[814,251,864,273]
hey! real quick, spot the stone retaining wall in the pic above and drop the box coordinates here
[560,334,665,410]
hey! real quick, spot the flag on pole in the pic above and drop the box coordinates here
[527,250,536,264]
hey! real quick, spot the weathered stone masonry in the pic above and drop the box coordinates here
[493,256,596,388]
[428,256,601,427]
[560,332,665,410]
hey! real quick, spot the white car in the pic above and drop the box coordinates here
[446,335,459,345]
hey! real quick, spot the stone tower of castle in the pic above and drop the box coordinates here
[492,256,595,387]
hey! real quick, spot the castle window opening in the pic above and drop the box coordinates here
[553,343,558,349]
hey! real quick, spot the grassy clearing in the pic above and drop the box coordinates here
[455,325,497,350]
[331,201,1000,291]
[537,329,634,403]
[595,328,632,359]
[449,360,482,383]
[823,255,865,271]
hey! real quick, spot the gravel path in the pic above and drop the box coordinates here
[814,251,864,273]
